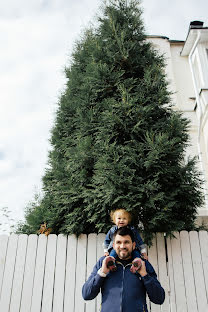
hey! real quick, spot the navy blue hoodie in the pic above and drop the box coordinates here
[82,256,165,312]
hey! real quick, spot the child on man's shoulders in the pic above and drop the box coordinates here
[103,208,148,273]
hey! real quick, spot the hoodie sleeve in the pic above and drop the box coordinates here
[141,261,165,305]
[82,257,106,300]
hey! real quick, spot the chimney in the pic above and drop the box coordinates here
[190,21,204,29]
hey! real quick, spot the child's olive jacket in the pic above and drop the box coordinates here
[82,256,165,312]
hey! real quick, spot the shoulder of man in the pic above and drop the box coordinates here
[96,256,106,267]
[89,256,106,275]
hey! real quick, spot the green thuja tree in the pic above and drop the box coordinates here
[17,0,204,243]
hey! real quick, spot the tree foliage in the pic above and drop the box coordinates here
[17,0,204,243]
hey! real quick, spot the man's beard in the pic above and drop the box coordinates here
[117,248,132,260]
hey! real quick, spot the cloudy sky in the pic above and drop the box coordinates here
[0,0,208,233]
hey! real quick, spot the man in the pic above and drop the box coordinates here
[82,226,165,312]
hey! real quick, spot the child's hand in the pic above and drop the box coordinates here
[104,251,109,257]
[137,259,148,277]
[141,252,148,260]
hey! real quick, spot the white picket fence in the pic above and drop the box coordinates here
[0,231,208,312]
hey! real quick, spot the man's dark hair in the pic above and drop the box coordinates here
[113,226,135,242]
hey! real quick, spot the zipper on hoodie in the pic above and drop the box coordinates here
[116,262,132,312]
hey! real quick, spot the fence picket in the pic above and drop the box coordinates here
[166,236,176,312]
[52,234,67,312]
[31,235,47,312]
[189,231,208,310]
[20,234,38,312]
[9,234,28,312]
[85,233,97,312]
[0,235,8,295]
[41,234,57,312]
[74,234,87,312]
[156,233,169,312]
[171,232,187,312]
[0,234,18,312]
[64,234,77,312]
[199,231,208,301]
[180,231,198,312]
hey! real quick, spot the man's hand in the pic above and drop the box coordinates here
[101,257,111,275]
[141,252,148,260]
[137,259,147,277]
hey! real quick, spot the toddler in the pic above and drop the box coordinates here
[103,209,148,273]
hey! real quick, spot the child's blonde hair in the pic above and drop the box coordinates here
[110,209,132,224]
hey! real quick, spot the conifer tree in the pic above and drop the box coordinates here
[17,0,204,243]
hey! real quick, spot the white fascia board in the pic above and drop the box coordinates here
[181,28,208,56]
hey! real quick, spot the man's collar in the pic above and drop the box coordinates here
[116,257,133,266]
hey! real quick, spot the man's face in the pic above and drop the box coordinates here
[113,234,136,260]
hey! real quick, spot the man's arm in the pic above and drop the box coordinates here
[82,257,110,301]
[138,260,165,305]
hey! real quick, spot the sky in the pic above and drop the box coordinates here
[0,0,208,233]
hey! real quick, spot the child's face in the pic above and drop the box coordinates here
[115,212,129,228]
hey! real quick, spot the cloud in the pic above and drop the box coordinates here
[0,0,101,232]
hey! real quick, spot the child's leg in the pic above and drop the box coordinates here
[106,248,117,271]
[130,249,142,274]
[109,248,117,259]
[132,249,141,260]
[130,258,142,273]
[105,256,117,271]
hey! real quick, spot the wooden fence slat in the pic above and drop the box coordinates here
[0,234,18,312]
[64,234,77,312]
[85,234,97,312]
[31,235,47,312]
[41,234,57,312]
[9,234,28,312]
[171,232,187,312]
[96,233,105,260]
[156,233,169,312]
[180,231,198,312]
[148,235,160,312]
[189,231,208,311]
[166,236,176,312]
[74,234,87,312]
[52,234,67,312]
[199,231,208,301]
[0,235,8,295]
[96,233,106,312]
[20,234,38,312]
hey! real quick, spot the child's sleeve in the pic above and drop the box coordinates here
[103,228,112,252]
[133,228,144,247]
